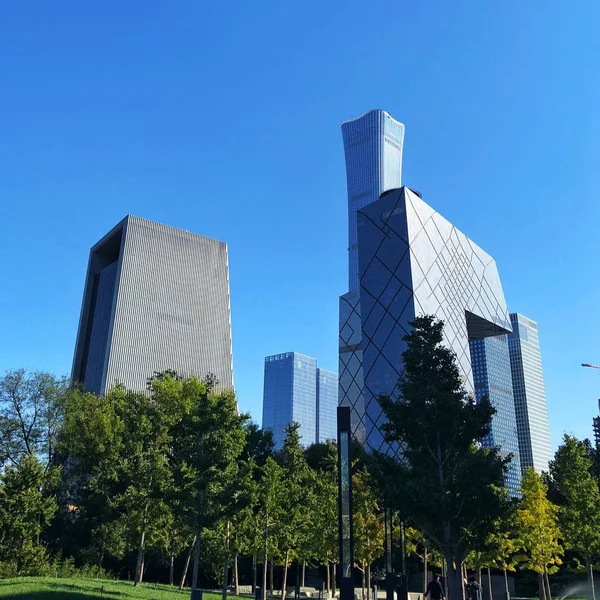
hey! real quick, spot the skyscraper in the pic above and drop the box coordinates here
[339,186,512,454]
[508,313,553,474]
[342,109,405,292]
[262,353,337,449]
[470,335,522,495]
[72,215,234,396]
[317,368,338,443]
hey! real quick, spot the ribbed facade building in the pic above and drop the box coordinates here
[72,215,234,396]
[508,313,553,474]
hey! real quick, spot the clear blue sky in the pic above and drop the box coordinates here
[1,1,599,451]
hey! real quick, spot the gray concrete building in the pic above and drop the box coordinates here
[72,215,233,395]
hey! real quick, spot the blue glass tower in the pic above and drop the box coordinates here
[470,335,522,495]
[263,353,337,449]
[317,368,338,443]
[508,313,553,474]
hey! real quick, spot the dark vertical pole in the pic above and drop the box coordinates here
[337,407,354,600]
[384,508,394,600]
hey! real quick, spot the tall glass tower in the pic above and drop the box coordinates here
[262,353,337,449]
[342,110,405,291]
[508,313,553,474]
[470,335,522,495]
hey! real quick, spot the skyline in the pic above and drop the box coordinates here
[1,2,600,452]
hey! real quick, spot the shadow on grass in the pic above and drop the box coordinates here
[0,594,104,600]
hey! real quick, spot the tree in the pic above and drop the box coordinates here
[353,468,384,600]
[0,369,67,470]
[405,526,443,594]
[373,316,510,600]
[167,375,248,600]
[515,468,562,600]
[276,423,315,600]
[0,454,58,575]
[550,434,600,600]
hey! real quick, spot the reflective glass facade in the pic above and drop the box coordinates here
[508,313,553,474]
[339,186,512,456]
[342,110,405,291]
[470,335,522,495]
[317,368,338,443]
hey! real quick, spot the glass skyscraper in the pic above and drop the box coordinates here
[508,313,553,474]
[342,109,405,291]
[262,353,337,449]
[470,335,522,495]
[317,368,338,443]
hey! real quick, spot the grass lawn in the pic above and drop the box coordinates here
[0,577,245,600]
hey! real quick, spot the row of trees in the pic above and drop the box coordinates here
[0,367,386,600]
[3,315,600,600]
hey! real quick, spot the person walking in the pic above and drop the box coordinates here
[465,576,482,600]
[424,575,446,600]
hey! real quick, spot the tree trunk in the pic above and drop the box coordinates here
[587,559,596,600]
[302,561,306,588]
[478,569,482,587]
[270,561,274,595]
[281,550,290,600]
[503,568,509,600]
[191,530,202,597]
[326,562,331,597]
[538,574,546,600]
[544,571,551,600]
[333,563,336,598]
[138,552,146,584]
[134,514,148,586]
[223,520,231,600]
[252,553,257,595]
[361,566,366,600]
[170,555,174,586]
[424,552,428,594]
[445,557,464,600]
[487,567,493,600]
[235,553,240,596]
[180,536,196,590]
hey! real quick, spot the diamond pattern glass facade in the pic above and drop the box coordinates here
[470,335,522,495]
[339,187,512,455]
[508,313,553,474]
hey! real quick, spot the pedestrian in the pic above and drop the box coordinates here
[424,575,445,600]
[465,576,482,600]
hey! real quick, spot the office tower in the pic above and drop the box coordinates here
[317,368,338,443]
[470,335,522,495]
[340,109,405,442]
[262,353,337,449]
[508,313,553,474]
[342,109,405,292]
[339,186,512,454]
[72,215,234,396]
[593,400,600,448]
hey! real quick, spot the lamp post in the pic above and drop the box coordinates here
[337,407,354,600]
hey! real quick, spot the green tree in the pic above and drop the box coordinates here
[0,454,58,575]
[550,434,600,600]
[168,375,248,600]
[353,468,384,600]
[0,369,67,469]
[405,526,443,594]
[515,468,562,600]
[277,423,315,600]
[373,316,509,600]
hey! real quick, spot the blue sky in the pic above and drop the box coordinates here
[1,1,599,451]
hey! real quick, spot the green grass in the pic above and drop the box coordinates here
[0,577,245,600]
